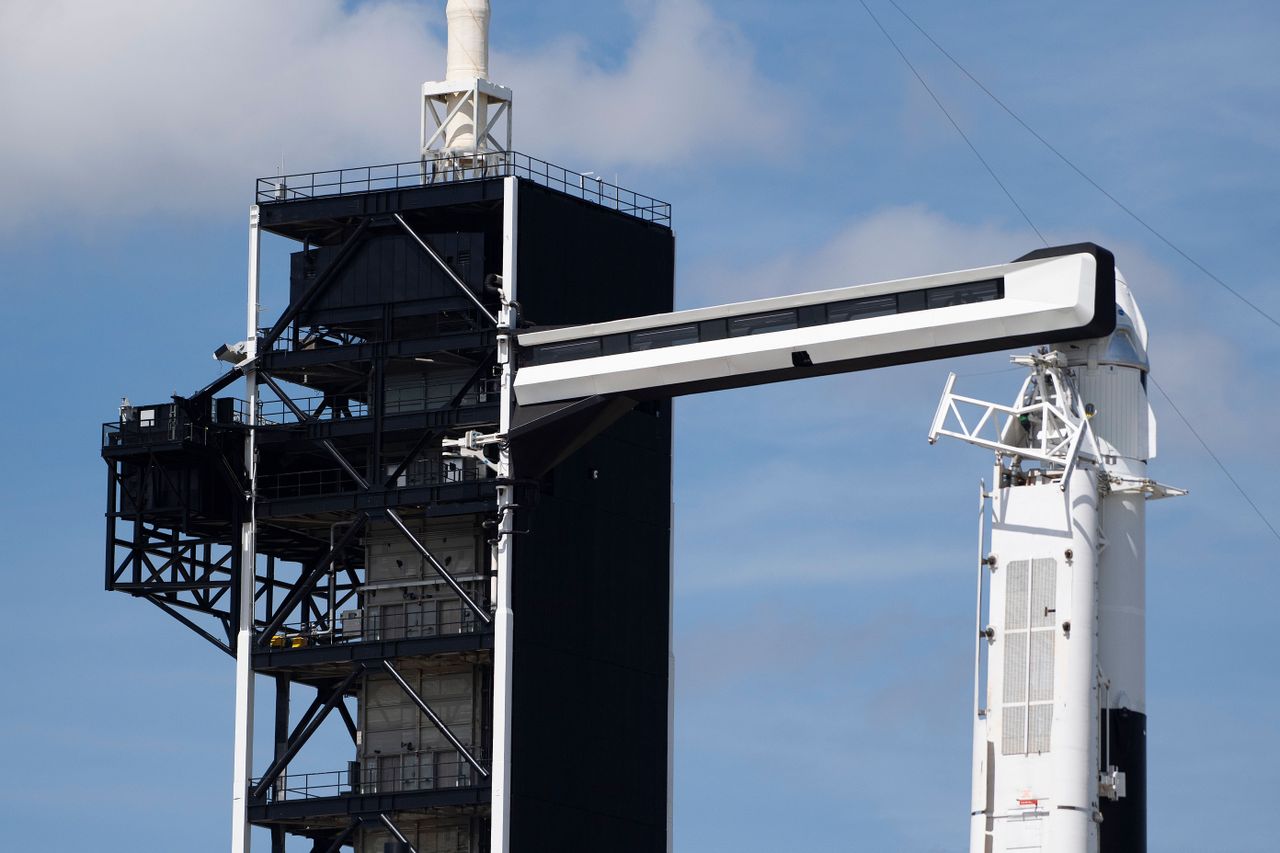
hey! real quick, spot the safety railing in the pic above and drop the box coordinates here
[257,394,370,424]
[213,376,498,429]
[263,605,486,650]
[259,456,493,500]
[253,755,488,803]
[384,377,500,415]
[256,150,671,224]
[102,417,211,449]
[262,327,369,353]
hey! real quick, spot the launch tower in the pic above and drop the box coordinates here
[103,4,674,851]
[99,4,1175,853]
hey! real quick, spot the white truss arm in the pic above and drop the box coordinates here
[927,353,1102,482]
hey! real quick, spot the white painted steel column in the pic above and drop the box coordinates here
[489,176,518,853]
[230,204,261,853]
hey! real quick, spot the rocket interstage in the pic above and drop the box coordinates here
[933,271,1183,853]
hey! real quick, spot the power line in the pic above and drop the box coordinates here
[855,0,1048,246]
[861,0,1280,548]
[882,0,1280,332]
[1149,375,1280,544]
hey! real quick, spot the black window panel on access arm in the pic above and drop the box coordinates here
[520,275,1008,369]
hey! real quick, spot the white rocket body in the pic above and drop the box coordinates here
[444,0,491,153]
[970,273,1156,853]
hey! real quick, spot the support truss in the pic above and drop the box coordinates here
[928,352,1101,483]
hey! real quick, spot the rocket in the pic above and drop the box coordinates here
[945,271,1183,853]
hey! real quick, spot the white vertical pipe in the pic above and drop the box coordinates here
[444,0,491,153]
[230,205,261,853]
[489,175,518,853]
[969,477,991,853]
[446,0,490,80]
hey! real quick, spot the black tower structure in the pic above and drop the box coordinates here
[101,155,675,852]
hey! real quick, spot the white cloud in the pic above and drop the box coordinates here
[0,0,786,231]
[498,0,785,168]
[685,204,1030,305]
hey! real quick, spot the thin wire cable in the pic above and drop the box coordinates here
[856,0,1048,246]
[1149,375,1280,544]
[863,0,1280,547]
[883,0,1280,331]
[956,365,1026,379]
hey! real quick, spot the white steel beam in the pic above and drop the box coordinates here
[489,175,518,853]
[514,247,1114,406]
[231,205,261,853]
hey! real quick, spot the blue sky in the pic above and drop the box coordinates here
[2,1,1278,850]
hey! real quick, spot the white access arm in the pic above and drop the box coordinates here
[513,244,1116,406]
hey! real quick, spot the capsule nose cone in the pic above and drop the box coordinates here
[1104,269,1150,370]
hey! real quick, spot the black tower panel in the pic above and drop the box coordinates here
[509,182,675,852]
[290,232,486,320]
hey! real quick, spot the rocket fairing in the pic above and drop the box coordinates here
[955,272,1178,853]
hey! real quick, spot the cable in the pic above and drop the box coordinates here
[1149,375,1280,544]
[862,1,1280,547]
[956,365,1026,379]
[856,0,1048,247]
[883,0,1280,332]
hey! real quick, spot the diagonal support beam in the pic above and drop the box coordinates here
[258,372,371,492]
[394,214,497,325]
[383,429,440,489]
[336,697,359,745]
[145,595,234,657]
[258,371,315,423]
[447,351,497,410]
[257,514,368,645]
[287,692,328,751]
[261,218,371,353]
[319,821,359,853]
[384,509,491,625]
[251,668,362,799]
[302,429,371,491]
[187,370,242,411]
[379,814,420,853]
[381,660,489,779]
